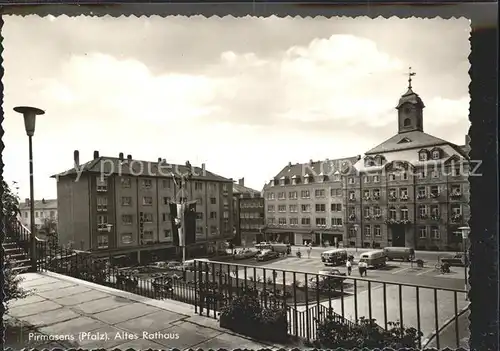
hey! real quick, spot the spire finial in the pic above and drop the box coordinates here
[408,66,416,89]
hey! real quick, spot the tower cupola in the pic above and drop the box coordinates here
[396,67,425,133]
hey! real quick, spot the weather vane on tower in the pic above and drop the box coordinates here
[408,67,416,89]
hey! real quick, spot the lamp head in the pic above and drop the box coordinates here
[14,106,45,137]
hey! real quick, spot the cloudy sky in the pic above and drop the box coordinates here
[2,16,470,200]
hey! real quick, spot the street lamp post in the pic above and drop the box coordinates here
[14,106,45,272]
[458,226,470,299]
[353,224,359,253]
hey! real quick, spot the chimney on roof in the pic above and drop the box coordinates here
[93,150,99,159]
[201,163,206,173]
[73,150,80,167]
[119,152,124,160]
[127,154,132,161]
[288,162,292,167]
[309,159,313,165]
[238,178,245,186]
[42,198,46,204]
[25,198,29,205]
[158,157,162,163]
[357,155,361,160]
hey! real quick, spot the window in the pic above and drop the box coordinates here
[289,191,298,199]
[301,204,311,212]
[163,179,171,188]
[304,175,311,184]
[332,218,343,226]
[331,203,342,212]
[431,227,440,239]
[278,192,286,200]
[431,170,439,178]
[348,191,355,200]
[267,205,275,212]
[97,197,108,211]
[278,218,287,225]
[223,199,229,208]
[301,190,310,199]
[194,182,203,190]
[348,207,356,216]
[364,225,371,237]
[267,193,275,200]
[417,187,426,198]
[419,227,427,239]
[389,188,397,199]
[97,215,108,229]
[142,230,154,243]
[364,206,371,218]
[451,204,462,215]
[122,196,132,206]
[400,188,408,199]
[418,170,427,179]
[164,229,172,241]
[452,166,461,177]
[430,185,439,197]
[333,173,340,182]
[372,189,380,199]
[403,118,411,127]
[270,180,275,187]
[223,211,229,219]
[24,212,28,218]
[371,225,380,237]
[162,197,171,205]
[222,184,228,191]
[348,177,355,184]
[210,197,217,204]
[451,184,461,196]
[315,204,326,212]
[389,207,397,220]
[278,205,287,212]
[432,150,440,160]
[143,196,153,206]
[370,175,379,183]
[121,233,133,244]
[121,177,131,188]
[141,212,153,223]
[289,205,298,213]
[402,172,408,180]
[196,212,203,220]
[290,218,299,226]
[430,205,440,218]
[316,218,326,226]
[142,179,152,189]
[301,217,311,225]
[419,205,427,218]
[401,207,409,220]
[97,176,107,192]
[363,176,370,183]
[122,215,133,225]
[349,227,356,237]
[389,173,396,181]
[419,152,428,161]
[363,190,370,199]
[373,206,381,217]
[50,211,55,218]
[210,211,217,219]
[267,218,275,225]
[162,213,169,222]
[97,235,108,249]
[315,189,325,198]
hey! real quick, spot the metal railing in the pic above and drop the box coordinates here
[192,259,468,348]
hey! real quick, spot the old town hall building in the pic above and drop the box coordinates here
[262,77,469,251]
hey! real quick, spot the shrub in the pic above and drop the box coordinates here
[310,313,422,349]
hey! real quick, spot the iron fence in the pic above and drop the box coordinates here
[193,259,468,348]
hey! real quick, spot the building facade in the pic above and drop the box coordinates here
[53,150,234,262]
[232,178,261,246]
[19,198,58,232]
[263,81,470,251]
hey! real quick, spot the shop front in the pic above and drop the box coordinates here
[315,232,343,247]
[263,230,294,244]
[294,232,314,246]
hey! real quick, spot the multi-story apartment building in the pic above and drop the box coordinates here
[262,157,359,246]
[263,80,470,251]
[19,198,58,232]
[232,177,263,246]
[52,150,234,262]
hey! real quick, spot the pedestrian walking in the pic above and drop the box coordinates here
[346,259,352,276]
[358,259,368,277]
[307,246,312,258]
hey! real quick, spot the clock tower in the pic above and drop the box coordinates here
[396,67,425,134]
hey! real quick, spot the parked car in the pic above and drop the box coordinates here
[440,253,466,267]
[359,250,387,268]
[308,268,346,289]
[321,249,348,266]
[255,250,280,262]
[233,249,258,260]
[383,247,415,262]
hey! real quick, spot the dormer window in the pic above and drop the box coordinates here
[304,174,311,184]
[270,179,275,186]
[364,157,374,167]
[333,171,340,182]
[419,150,428,161]
[280,176,286,186]
[291,175,298,185]
[432,149,441,160]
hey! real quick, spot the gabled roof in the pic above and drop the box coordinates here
[19,198,57,211]
[51,156,232,183]
[266,156,359,187]
[365,130,450,155]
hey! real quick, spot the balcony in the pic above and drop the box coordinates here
[416,194,427,200]
[363,196,371,201]
[451,214,463,223]
[430,214,441,221]
[429,192,440,199]
[349,197,356,202]
[97,205,108,212]
[449,192,463,200]
[388,195,397,201]
[372,214,382,220]
[316,224,327,229]
[385,219,412,226]
[97,223,109,231]
[348,214,356,222]
[372,195,380,200]
[400,195,409,202]
[222,190,229,196]
[364,215,372,221]
[96,186,107,192]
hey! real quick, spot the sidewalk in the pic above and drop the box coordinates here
[4,272,297,350]
[425,308,470,349]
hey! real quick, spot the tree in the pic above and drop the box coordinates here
[1,180,31,313]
